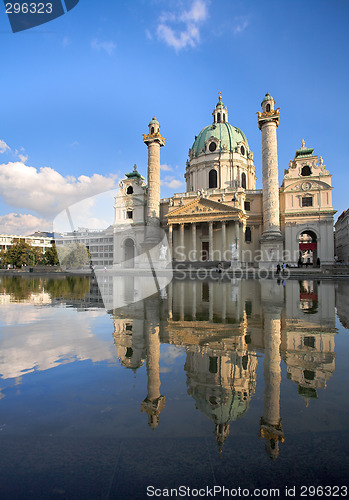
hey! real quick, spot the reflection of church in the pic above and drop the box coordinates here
[111,277,337,458]
[113,93,335,268]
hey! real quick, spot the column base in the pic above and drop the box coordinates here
[259,233,284,269]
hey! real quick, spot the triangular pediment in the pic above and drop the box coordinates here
[167,197,240,220]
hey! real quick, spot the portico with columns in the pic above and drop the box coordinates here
[166,196,247,263]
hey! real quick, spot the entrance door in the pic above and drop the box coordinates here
[298,230,317,266]
[201,241,209,261]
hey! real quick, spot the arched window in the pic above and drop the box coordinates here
[241,172,247,189]
[240,145,245,156]
[126,186,133,195]
[217,112,221,123]
[266,103,271,112]
[209,169,217,188]
[151,126,154,134]
[245,226,251,242]
[223,113,226,122]
[209,142,216,152]
[301,165,311,176]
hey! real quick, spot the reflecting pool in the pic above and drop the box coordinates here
[0,275,348,499]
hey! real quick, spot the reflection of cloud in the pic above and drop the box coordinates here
[161,345,184,365]
[91,38,116,55]
[0,303,114,380]
[0,161,118,217]
[0,213,52,235]
[156,0,209,51]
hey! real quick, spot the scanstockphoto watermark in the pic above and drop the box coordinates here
[146,485,283,497]
[173,246,300,265]
[174,264,290,282]
[4,0,80,33]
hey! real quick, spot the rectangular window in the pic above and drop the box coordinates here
[302,197,313,207]
[244,201,251,211]
[127,211,133,219]
[304,336,315,348]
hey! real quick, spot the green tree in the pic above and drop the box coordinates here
[58,243,90,268]
[3,241,43,268]
[43,244,60,265]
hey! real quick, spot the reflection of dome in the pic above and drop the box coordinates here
[191,122,250,158]
[192,387,251,425]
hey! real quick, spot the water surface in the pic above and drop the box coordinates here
[0,275,348,499]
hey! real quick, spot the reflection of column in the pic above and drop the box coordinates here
[179,224,185,261]
[141,298,165,429]
[168,281,173,320]
[221,283,226,322]
[209,222,213,261]
[192,282,196,320]
[222,222,226,260]
[192,223,197,261]
[168,224,173,259]
[209,282,213,321]
[260,305,284,459]
[180,281,185,321]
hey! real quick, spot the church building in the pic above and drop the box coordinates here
[113,93,335,268]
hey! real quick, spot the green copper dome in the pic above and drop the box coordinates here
[191,121,250,158]
[148,117,159,126]
[261,92,274,104]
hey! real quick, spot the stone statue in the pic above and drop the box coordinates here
[169,197,174,206]
[301,139,305,148]
[319,156,323,166]
[159,243,167,260]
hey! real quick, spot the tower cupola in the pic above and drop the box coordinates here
[212,92,228,123]
[148,117,160,136]
[261,92,275,113]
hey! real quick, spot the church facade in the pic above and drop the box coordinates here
[113,93,335,268]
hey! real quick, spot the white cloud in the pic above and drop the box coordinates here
[18,154,28,163]
[62,36,70,47]
[0,140,10,154]
[160,164,173,171]
[156,0,209,51]
[0,161,118,217]
[91,38,116,56]
[161,176,184,189]
[232,17,249,35]
[0,213,52,236]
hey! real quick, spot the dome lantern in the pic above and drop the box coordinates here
[212,92,229,124]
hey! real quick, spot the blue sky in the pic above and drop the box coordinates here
[0,0,348,234]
